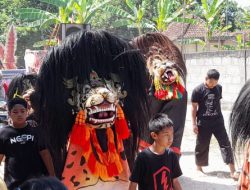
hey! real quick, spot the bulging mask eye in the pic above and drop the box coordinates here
[106,93,117,103]
[86,94,104,107]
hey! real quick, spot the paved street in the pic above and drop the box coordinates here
[179,104,238,189]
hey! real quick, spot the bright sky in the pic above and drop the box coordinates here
[233,0,250,8]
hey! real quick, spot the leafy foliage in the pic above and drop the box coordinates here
[18,0,112,29]
[153,0,196,31]
[244,10,250,28]
[17,0,112,47]
[221,1,245,31]
[0,0,250,58]
[0,0,56,67]
[197,0,231,49]
[103,0,155,34]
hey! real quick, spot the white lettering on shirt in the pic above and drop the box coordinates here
[10,134,34,144]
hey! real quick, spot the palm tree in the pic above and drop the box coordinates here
[18,0,111,29]
[18,0,111,46]
[154,0,196,32]
[18,0,74,29]
[199,0,227,50]
[103,0,155,35]
[104,0,195,34]
[71,0,112,24]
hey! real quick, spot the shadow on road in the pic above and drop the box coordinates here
[181,151,195,156]
[179,176,237,190]
[206,171,230,178]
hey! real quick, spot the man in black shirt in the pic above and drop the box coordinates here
[0,98,55,190]
[129,113,182,190]
[191,69,237,179]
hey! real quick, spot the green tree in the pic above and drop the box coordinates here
[153,0,196,31]
[17,0,112,47]
[102,0,155,35]
[0,0,36,41]
[244,10,250,28]
[195,1,245,31]
[104,0,196,34]
[199,0,229,50]
[18,0,111,29]
[221,1,245,31]
[0,0,52,67]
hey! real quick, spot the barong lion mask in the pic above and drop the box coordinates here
[35,30,149,189]
[132,33,187,156]
[151,58,178,86]
[64,71,127,128]
[146,44,185,100]
[132,33,186,101]
[63,71,130,187]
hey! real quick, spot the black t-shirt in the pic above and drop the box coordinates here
[130,148,182,190]
[191,83,223,122]
[0,123,47,190]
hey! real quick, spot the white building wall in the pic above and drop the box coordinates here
[185,50,249,109]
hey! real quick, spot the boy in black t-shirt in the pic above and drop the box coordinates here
[0,98,55,190]
[191,69,237,179]
[129,113,182,190]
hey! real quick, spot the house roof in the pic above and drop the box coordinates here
[164,17,234,41]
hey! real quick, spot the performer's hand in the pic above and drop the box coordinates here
[192,124,198,134]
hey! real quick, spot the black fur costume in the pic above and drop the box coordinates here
[230,80,250,188]
[132,33,187,155]
[34,30,149,185]
[230,79,250,152]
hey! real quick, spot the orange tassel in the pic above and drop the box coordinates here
[96,162,109,178]
[115,105,130,139]
[107,128,116,152]
[106,128,119,164]
[70,110,88,148]
[68,107,127,179]
[70,124,85,147]
[69,110,92,158]
[116,138,123,152]
[91,129,106,165]
[88,153,97,175]
[107,162,119,177]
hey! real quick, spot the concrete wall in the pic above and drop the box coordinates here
[180,42,222,54]
[185,50,250,109]
[175,40,237,54]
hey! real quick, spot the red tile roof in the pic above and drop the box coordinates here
[164,17,235,41]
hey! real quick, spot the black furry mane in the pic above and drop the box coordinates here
[230,79,250,152]
[35,30,149,175]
